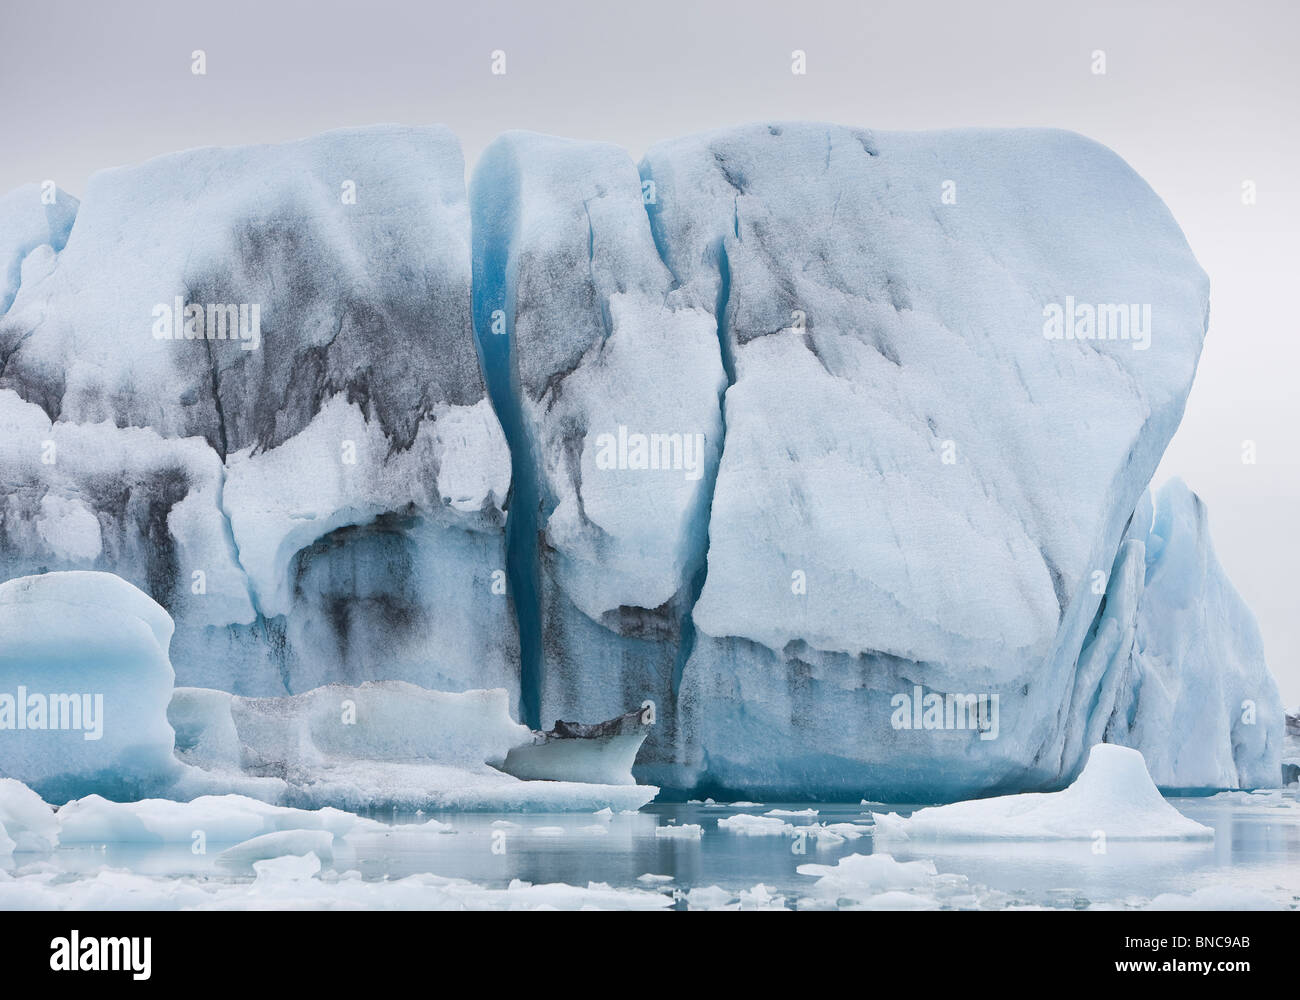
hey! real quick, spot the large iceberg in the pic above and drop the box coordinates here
[638,124,1274,796]
[0,122,1285,801]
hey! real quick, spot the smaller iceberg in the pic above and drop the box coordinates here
[498,705,655,786]
[0,778,60,854]
[0,571,180,801]
[872,744,1212,841]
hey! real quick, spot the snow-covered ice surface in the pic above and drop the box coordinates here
[871,744,1213,841]
[0,125,516,701]
[639,123,1278,798]
[0,183,77,318]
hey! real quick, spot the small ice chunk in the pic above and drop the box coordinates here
[219,830,335,867]
[872,744,1213,841]
[717,814,795,836]
[57,793,385,844]
[684,885,735,909]
[251,852,323,884]
[0,780,58,853]
[798,853,939,901]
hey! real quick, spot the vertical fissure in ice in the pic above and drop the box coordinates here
[670,237,736,694]
[638,160,738,697]
[470,174,544,730]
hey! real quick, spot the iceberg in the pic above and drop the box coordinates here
[0,778,59,853]
[871,744,1214,840]
[0,861,676,910]
[0,572,181,801]
[717,813,796,836]
[498,705,655,785]
[1073,480,1284,789]
[169,681,659,811]
[637,123,1274,797]
[797,853,940,898]
[0,121,1285,801]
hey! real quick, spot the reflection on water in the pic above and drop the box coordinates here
[36,794,1300,909]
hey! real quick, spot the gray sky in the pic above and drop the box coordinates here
[3,0,1296,704]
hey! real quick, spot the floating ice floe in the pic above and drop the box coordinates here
[217,830,336,868]
[654,823,703,840]
[797,853,948,910]
[717,814,796,837]
[498,705,655,785]
[872,744,1213,841]
[56,794,386,844]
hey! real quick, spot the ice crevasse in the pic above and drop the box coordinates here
[0,121,1285,803]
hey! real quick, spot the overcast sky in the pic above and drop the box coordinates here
[2,0,1296,703]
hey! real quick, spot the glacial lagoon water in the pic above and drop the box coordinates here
[29,792,1300,910]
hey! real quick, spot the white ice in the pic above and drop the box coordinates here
[871,744,1212,841]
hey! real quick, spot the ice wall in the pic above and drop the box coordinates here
[638,124,1227,796]
[0,126,517,701]
[470,132,726,761]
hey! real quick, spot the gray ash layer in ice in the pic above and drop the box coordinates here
[0,122,1285,801]
[0,127,517,704]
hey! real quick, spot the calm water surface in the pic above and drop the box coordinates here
[45,792,1300,909]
